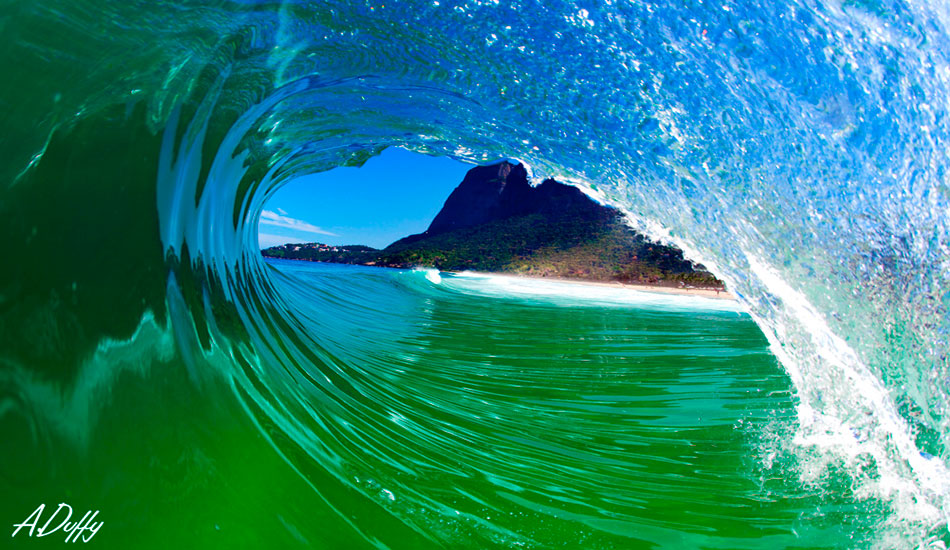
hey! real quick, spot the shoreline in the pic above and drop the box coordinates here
[264,257,736,301]
[451,270,737,301]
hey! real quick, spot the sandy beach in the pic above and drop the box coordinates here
[454,271,738,301]
[267,258,739,301]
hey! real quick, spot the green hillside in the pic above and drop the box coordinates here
[372,209,723,289]
[262,161,724,290]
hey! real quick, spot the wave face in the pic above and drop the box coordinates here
[1,0,948,547]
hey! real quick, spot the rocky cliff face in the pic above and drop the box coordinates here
[404,161,600,243]
[425,161,533,235]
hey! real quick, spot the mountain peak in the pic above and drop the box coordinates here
[425,161,532,235]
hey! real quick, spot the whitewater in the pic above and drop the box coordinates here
[1,1,948,548]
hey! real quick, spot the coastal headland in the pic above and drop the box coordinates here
[263,162,727,294]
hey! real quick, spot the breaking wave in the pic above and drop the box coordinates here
[1,1,949,547]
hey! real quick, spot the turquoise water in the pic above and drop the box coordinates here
[1,259,863,547]
[2,1,949,547]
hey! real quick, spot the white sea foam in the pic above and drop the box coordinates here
[442,271,743,313]
[423,268,442,284]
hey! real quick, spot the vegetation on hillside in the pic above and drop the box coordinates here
[262,209,724,289]
[261,243,378,264]
[375,208,723,288]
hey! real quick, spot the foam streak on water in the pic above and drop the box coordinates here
[444,271,743,313]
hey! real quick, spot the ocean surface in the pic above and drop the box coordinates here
[1,1,949,548]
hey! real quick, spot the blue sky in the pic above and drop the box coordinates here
[258,147,474,249]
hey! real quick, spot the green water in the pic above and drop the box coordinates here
[2,261,890,548]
